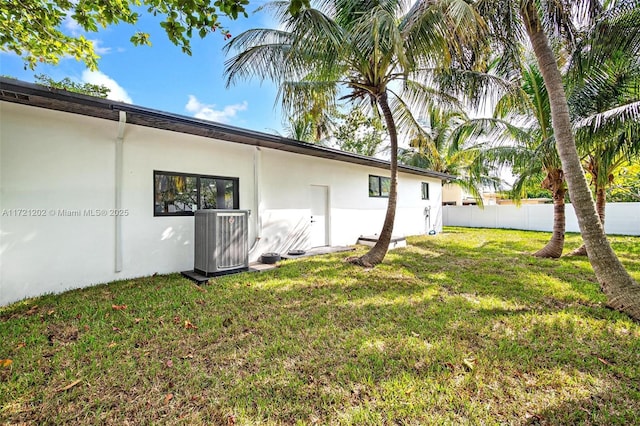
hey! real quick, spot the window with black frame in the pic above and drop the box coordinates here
[369,175,391,197]
[154,171,239,216]
[421,182,430,200]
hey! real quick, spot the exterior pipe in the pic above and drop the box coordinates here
[115,111,126,272]
[249,147,262,254]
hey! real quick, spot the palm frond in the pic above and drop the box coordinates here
[574,100,640,135]
[278,80,339,120]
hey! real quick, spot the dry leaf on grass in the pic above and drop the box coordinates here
[597,357,612,366]
[0,359,13,368]
[56,379,82,392]
[463,357,477,371]
[112,304,127,311]
[184,320,198,330]
[164,393,173,405]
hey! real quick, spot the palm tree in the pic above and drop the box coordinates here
[565,3,640,255]
[473,0,640,320]
[282,116,316,142]
[399,105,502,206]
[469,59,568,258]
[224,0,483,267]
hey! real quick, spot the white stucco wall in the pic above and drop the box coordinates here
[256,149,442,255]
[1,102,442,305]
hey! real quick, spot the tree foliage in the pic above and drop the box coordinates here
[608,162,640,202]
[399,105,501,206]
[34,74,110,98]
[0,0,249,69]
[568,0,640,203]
[333,107,386,157]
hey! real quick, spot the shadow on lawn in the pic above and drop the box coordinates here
[390,247,602,307]
[2,233,639,425]
[211,256,639,423]
[529,387,640,425]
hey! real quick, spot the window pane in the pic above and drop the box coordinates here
[154,173,197,214]
[200,178,236,209]
[422,182,429,200]
[380,177,391,197]
[223,180,235,209]
[200,177,218,209]
[369,175,380,196]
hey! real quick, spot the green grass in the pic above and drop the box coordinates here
[1,227,639,425]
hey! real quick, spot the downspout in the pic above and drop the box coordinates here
[115,111,126,272]
[249,147,262,254]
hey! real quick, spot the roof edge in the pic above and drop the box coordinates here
[0,77,456,181]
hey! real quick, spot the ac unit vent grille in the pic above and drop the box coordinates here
[216,213,248,269]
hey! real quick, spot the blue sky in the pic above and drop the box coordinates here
[0,2,286,135]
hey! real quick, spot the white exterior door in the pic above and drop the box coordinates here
[310,185,329,247]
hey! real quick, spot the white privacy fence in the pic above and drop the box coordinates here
[443,202,640,236]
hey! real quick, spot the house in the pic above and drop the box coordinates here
[0,77,452,305]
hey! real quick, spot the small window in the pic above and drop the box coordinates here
[369,175,391,198]
[154,171,239,216]
[421,182,430,200]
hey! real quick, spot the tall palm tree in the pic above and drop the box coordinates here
[565,2,640,255]
[473,0,640,320]
[468,59,568,258]
[399,105,501,206]
[224,0,482,267]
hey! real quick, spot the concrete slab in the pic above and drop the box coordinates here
[357,235,407,250]
[182,246,354,284]
[280,246,355,260]
[249,262,278,272]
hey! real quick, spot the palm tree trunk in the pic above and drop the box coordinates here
[350,91,398,267]
[522,1,640,321]
[570,183,606,256]
[534,170,565,258]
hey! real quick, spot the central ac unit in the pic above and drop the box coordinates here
[194,210,249,276]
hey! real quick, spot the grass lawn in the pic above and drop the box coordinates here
[1,227,639,425]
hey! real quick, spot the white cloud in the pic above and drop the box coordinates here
[90,40,112,55]
[62,16,114,56]
[63,16,83,36]
[185,95,248,124]
[81,70,133,103]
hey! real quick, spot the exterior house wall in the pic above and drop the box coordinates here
[257,149,442,254]
[442,183,463,206]
[1,102,442,305]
